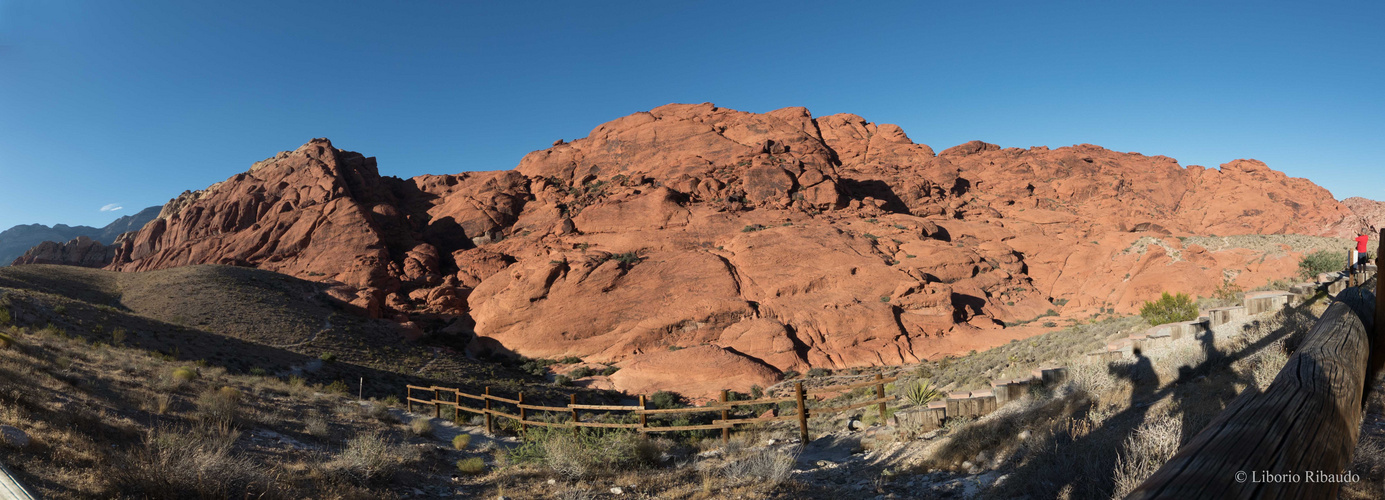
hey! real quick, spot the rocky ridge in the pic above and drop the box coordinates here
[41,103,1369,397]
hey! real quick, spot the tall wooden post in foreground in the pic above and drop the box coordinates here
[874,373,887,423]
[795,382,809,444]
[484,387,493,434]
[571,394,579,434]
[638,395,647,430]
[1376,228,1384,371]
[517,392,526,433]
[720,390,730,444]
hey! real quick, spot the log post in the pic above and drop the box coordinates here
[638,394,647,430]
[571,394,579,434]
[795,382,809,444]
[433,388,441,419]
[720,390,730,444]
[875,373,887,424]
[406,388,413,414]
[518,392,526,433]
[484,386,493,434]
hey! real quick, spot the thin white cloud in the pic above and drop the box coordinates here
[99,203,124,212]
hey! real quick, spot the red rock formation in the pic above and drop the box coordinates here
[90,105,1364,398]
[1343,197,1385,234]
[11,236,117,267]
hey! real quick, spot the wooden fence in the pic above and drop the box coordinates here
[1129,233,1382,500]
[406,374,897,443]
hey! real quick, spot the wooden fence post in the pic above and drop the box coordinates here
[875,373,887,424]
[720,390,730,444]
[795,382,809,444]
[518,392,526,433]
[1376,228,1384,369]
[433,388,441,419]
[638,395,647,431]
[571,394,579,434]
[484,387,493,434]
[406,387,413,414]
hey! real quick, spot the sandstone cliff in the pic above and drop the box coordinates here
[86,104,1362,397]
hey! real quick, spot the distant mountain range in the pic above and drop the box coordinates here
[0,206,160,265]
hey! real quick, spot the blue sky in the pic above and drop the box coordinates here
[0,1,1381,230]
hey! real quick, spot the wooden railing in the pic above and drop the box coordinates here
[1129,235,1381,499]
[406,374,897,443]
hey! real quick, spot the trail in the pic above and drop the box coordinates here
[268,317,332,349]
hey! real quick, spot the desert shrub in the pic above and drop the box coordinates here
[453,433,472,450]
[1139,292,1198,326]
[553,375,572,386]
[456,457,486,475]
[902,379,943,406]
[600,365,619,376]
[1111,415,1182,498]
[110,327,126,344]
[718,446,797,488]
[249,367,268,377]
[558,356,582,364]
[357,401,393,422]
[325,380,350,395]
[409,417,434,437]
[172,367,199,382]
[195,387,242,428]
[781,370,801,380]
[1299,249,1346,279]
[0,331,12,350]
[511,427,660,479]
[117,426,268,498]
[0,306,10,325]
[53,304,67,316]
[328,431,402,485]
[306,413,331,438]
[383,395,401,407]
[319,352,337,363]
[807,368,830,377]
[568,366,596,379]
[649,390,685,409]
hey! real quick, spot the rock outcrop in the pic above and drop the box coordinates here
[80,104,1364,398]
[1344,197,1385,234]
[0,206,159,266]
[10,236,118,267]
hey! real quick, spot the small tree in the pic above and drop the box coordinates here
[1140,292,1198,326]
[1298,250,1346,280]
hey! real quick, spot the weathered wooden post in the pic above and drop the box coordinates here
[720,389,730,444]
[874,373,887,423]
[484,387,493,434]
[518,392,526,433]
[406,387,413,414]
[795,382,809,444]
[571,394,579,434]
[433,388,441,419]
[1376,228,1385,372]
[638,394,647,430]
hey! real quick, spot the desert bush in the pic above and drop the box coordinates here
[110,327,126,345]
[718,446,797,488]
[358,401,393,422]
[456,457,486,475]
[328,431,402,485]
[171,366,199,382]
[117,426,268,498]
[807,367,830,377]
[902,379,943,406]
[1111,415,1182,498]
[568,366,596,379]
[1299,249,1346,279]
[325,380,349,395]
[305,413,331,438]
[0,331,12,350]
[1140,292,1198,326]
[553,374,572,386]
[249,367,268,377]
[453,433,472,450]
[511,427,660,479]
[382,395,401,407]
[0,306,10,325]
[195,386,242,429]
[319,352,337,363]
[650,390,685,409]
[409,417,434,437]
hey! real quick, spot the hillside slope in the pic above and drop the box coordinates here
[33,103,1364,395]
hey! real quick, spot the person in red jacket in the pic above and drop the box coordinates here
[1353,229,1370,271]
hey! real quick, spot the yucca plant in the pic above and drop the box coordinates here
[902,379,943,406]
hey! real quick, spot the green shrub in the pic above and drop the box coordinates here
[111,327,127,345]
[172,367,199,382]
[409,417,434,437]
[325,380,350,395]
[781,370,800,380]
[1140,292,1198,326]
[249,368,268,377]
[54,304,68,316]
[649,390,685,409]
[558,356,582,364]
[0,331,12,349]
[807,368,830,378]
[456,457,486,475]
[453,433,472,450]
[568,366,596,379]
[319,352,337,364]
[1299,250,1346,279]
[0,307,10,325]
[383,395,401,407]
[553,375,572,386]
[600,365,619,376]
[509,427,659,479]
[195,387,242,428]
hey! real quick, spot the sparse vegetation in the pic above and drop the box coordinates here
[456,457,486,475]
[453,433,472,450]
[1140,292,1198,326]
[649,390,685,409]
[902,379,943,406]
[1299,249,1346,279]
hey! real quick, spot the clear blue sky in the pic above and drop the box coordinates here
[1,1,1380,230]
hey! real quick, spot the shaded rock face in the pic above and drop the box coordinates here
[0,206,159,265]
[98,105,1361,398]
[11,236,117,267]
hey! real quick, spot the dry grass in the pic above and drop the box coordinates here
[1110,415,1182,499]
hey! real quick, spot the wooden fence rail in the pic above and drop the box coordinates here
[1129,267,1378,499]
[405,374,899,443]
